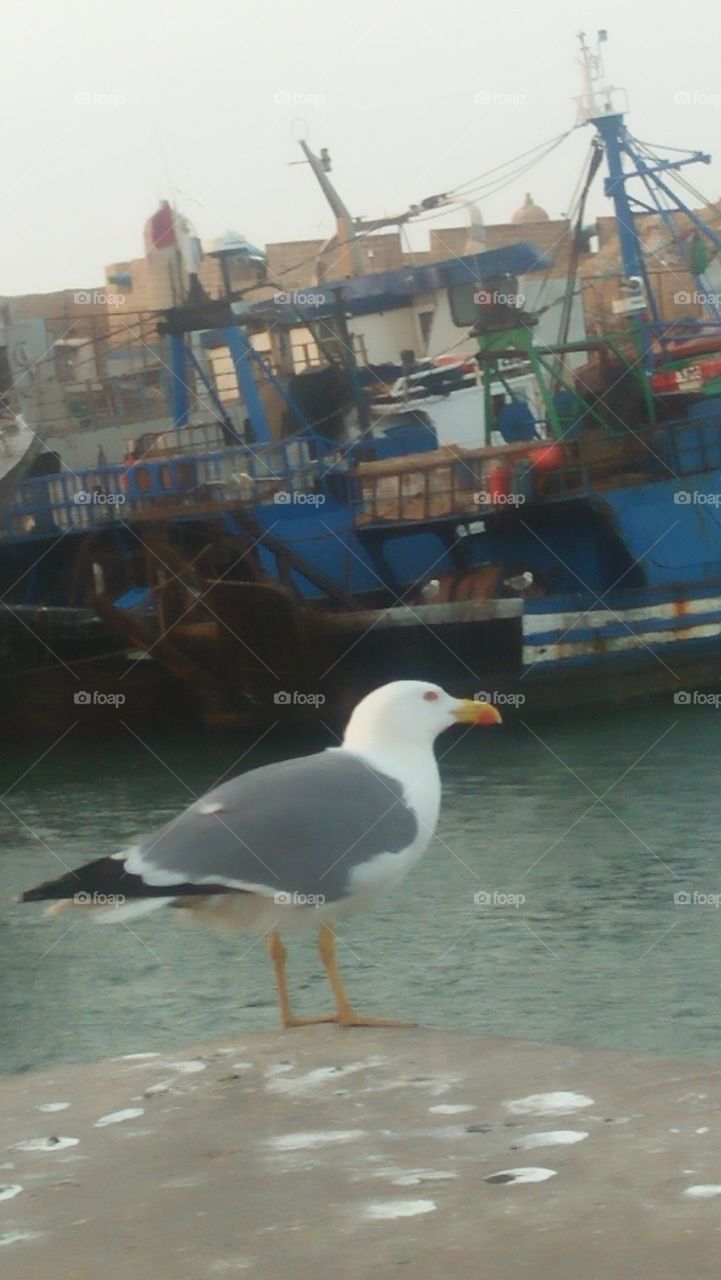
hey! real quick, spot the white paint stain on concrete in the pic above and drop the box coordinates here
[267,1130,365,1151]
[683,1184,721,1199]
[143,1079,179,1097]
[504,1092,594,1116]
[94,1108,145,1127]
[392,1170,458,1186]
[515,1130,589,1149]
[13,1137,79,1152]
[0,1231,40,1247]
[265,1059,385,1095]
[428,1104,475,1115]
[486,1166,557,1184]
[364,1198,437,1219]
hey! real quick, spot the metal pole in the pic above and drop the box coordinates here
[223,324,271,444]
[169,333,190,427]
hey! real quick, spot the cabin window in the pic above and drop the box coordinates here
[418,311,434,349]
[448,283,480,328]
[492,393,506,422]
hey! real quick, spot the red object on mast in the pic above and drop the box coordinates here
[145,200,176,252]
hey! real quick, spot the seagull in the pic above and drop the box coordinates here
[21,681,501,1028]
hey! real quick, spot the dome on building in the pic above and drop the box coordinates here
[511,193,550,225]
[202,231,266,264]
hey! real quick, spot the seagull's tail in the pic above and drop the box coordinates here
[18,853,174,923]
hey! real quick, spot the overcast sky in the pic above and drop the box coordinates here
[3,0,720,295]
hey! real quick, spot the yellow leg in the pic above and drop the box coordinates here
[318,922,414,1029]
[266,930,336,1029]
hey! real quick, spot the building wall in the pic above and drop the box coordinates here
[102,250,262,320]
[4,200,720,464]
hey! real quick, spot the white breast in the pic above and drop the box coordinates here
[344,745,441,901]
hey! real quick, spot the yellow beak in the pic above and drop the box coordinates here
[453,698,502,726]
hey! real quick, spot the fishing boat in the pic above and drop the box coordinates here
[3,31,721,731]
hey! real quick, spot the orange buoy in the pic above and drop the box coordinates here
[487,464,510,501]
[528,444,565,470]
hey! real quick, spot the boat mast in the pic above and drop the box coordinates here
[578,30,721,366]
[296,138,453,280]
[577,31,653,369]
[297,141,365,278]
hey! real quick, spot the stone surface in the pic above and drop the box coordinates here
[1,1029,720,1278]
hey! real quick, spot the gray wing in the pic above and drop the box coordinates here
[126,749,418,903]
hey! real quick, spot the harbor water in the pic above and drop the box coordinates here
[2,698,721,1075]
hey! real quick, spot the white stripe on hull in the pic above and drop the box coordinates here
[523,620,721,666]
[524,595,721,637]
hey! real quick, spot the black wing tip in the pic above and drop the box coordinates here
[18,889,38,903]
[19,858,246,905]
[18,879,72,903]
[18,857,121,904]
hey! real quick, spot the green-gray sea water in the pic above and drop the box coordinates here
[3,701,721,1074]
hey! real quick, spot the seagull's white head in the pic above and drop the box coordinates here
[342,680,501,755]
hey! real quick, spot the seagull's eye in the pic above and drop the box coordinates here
[423,691,439,702]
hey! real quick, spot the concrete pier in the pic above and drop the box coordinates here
[1,1029,720,1278]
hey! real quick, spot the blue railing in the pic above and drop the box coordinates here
[2,436,350,541]
[8,410,721,543]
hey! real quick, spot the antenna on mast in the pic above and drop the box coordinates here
[575,29,623,123]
